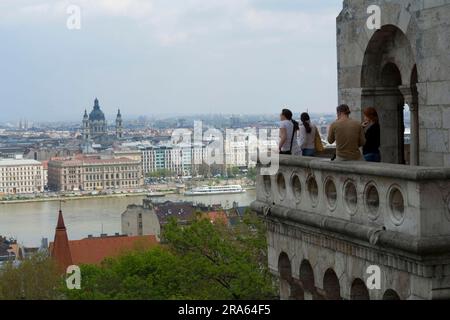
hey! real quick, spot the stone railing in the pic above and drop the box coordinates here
[252,155,450,248]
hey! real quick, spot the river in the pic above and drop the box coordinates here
[0,191,256,247]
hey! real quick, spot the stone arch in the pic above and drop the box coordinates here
[350,278,370,300]
[383,289,401,300]
[299,260,317,299]
[361,24,418,165]
[323,269,341,300]
[278,252,292,300]
[361,25,415,88]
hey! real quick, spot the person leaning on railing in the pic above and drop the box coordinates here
[327,104,366,161]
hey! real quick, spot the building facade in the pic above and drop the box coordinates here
[0,159,44,195]
[141,143,207,176]
[122,199,161,240]
[48,156,143,192]
[252,0,450,300]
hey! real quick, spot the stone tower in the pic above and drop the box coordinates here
[252,0,450,300]
[82,109,90,141]
[116,109,123,139]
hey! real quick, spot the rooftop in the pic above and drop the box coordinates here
[0,159,42,166]
[49,156,139,166]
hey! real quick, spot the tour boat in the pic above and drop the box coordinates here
[184,185,246,196]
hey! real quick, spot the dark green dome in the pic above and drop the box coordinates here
[89,98,106,121]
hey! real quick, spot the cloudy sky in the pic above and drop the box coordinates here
[0,0,343,121]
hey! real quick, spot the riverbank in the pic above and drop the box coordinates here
[0,192,172,205]
[0,186,256,205]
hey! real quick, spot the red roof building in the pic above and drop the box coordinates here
[50,210,158,271]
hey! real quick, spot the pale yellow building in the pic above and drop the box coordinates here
[48,156,143,192]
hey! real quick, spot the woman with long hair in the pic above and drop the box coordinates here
[279,108,299,155]
[362,107,381,162]
[298,112,317,157]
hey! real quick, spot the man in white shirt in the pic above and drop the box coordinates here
[279,109,299,155]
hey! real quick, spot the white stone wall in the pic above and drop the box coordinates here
[121,205,161,241]
[253,156,450,299]
[267,225,435,300]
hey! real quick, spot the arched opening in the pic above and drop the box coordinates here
[278,252,292,300]
[323,269,341,300]
[361,25,418,165]
[299,260,316,299]
[350,278,370,300]
[383,289,401,300]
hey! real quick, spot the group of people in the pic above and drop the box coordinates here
[278,104,381,162]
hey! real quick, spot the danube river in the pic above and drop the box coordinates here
[0,190,256,247]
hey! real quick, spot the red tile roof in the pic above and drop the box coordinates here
[41,160,49,169]
[69,235,157,265]
[50,235,158,267]
[203,211,228,224]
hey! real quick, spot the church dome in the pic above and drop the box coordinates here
[89,98,106,121]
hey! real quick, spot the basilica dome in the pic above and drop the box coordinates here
[89,98,106,121]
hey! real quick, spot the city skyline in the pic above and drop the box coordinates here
[0,0,342,121]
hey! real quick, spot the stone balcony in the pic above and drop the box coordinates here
[251,155,450,299]
[253,155,450,242]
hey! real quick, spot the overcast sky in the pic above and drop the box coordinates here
[0,0,343,122]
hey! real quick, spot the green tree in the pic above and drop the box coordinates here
[147,169,175,178]
[226,166,240,178]
[246,167,257,181]
[0,252,63,300]
[66,212,276,300]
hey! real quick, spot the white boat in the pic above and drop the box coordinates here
[184,185,246,196]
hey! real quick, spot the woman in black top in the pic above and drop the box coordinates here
[362,107,381,162]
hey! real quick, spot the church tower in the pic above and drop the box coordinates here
[51,210,73,272]
[116,109,123,139]
[82,109,90,141]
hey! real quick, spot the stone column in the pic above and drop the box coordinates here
[399,86,419,166]
[409,102,419,166]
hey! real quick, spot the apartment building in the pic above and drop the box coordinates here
[0,158,44,195]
